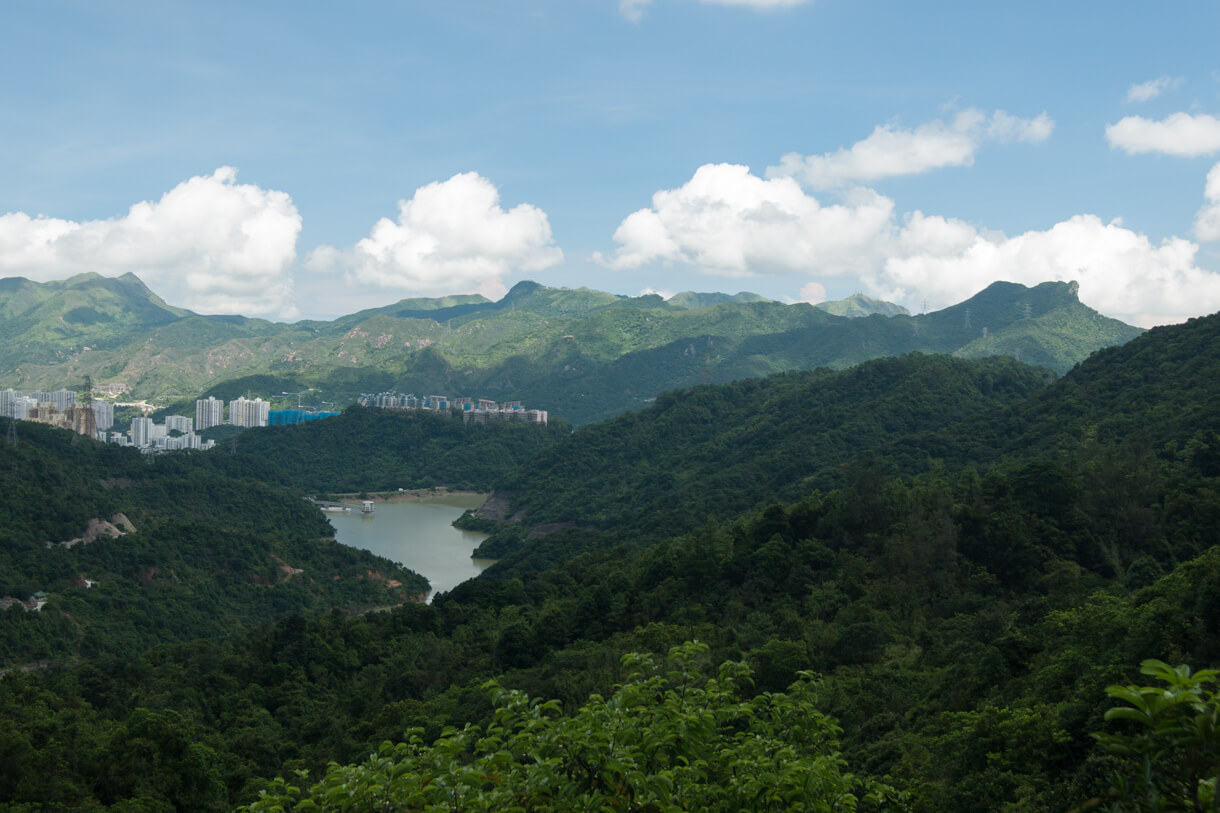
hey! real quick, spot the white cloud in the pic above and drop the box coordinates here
[639,286,674,299]
[1105,113,1220,157]
[601,163,1220,327]
[1196,162,1220,242]
[873,213,1220,327]
[0,167,301,318]
[308,172,562,297]
[1125,76,1179,103]
[799,281,826,304]
[619,0,651,23]
[594,163,895,276]
[768,108,1053,189]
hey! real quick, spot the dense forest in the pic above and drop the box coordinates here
[226,405,567,495]
[466,353,1051,557]
[2,309,1220,809]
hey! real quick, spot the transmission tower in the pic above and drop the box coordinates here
[6,418,15,448]
[964,308,972,329]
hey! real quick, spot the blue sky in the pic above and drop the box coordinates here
[2,1,1219,326]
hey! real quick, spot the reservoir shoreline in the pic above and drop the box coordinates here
[325,493,493,602]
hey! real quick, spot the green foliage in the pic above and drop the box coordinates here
[243,642,905,812]
[1090,660,1220,810]
[225,405,565,494]
[475,353,1050,560]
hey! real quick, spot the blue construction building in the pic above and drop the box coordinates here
[268,409,341,426]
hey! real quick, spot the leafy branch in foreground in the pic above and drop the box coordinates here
[1086,659,1220,811]
[243,641,905,812]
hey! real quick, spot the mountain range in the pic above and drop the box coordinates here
[1,272,1141,424]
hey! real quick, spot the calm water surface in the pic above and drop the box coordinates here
[326,495,493,600]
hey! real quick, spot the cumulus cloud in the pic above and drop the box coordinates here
[1105,113,1220,157]
[874,213,1220,327]
[1196,162,1220,242]
[594,163,895,276]
[0,167,301,317]
[600,163,1220,326]
[1125,76,1180,103]
[767,109,1053,189]
[799,281,827,304]
[307,172,562,297]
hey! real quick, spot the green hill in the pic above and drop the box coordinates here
[814,292,910,317]
[0,419,428,668]
[1,275,1141,424]
[226,404,568,494]
[468,353,1050,557]
[666,289,773,309]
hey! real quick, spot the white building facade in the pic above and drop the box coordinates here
[195,396,224,430]
[228,396,269,428]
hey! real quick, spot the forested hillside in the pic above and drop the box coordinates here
[1,310,1217,810]
[225,405,567,494]
[0,420,428,667]
[468,353,1050,558]
[2,273,1139,426]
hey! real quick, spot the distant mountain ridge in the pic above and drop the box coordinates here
[666,290,773,309]
[814,293,910,318]
[0,273,1142,424]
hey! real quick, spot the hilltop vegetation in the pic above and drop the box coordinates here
[1,273,1139,425]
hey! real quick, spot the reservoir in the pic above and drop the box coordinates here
[326,494,493,600]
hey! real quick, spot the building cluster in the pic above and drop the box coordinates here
[4,386,213,451]
[115,415,214,452]
[359,391,548,426]
[2,388,112,439]
[196,395,272,430]
[1,388,290,452]
[197,395,339,428]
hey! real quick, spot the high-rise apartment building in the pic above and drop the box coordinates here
[165,415,193,434]
[0,389,18,419]
[130,416,154,447]
[228,397,269,428]
[196,396,224,430]
[90,401,114,431]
